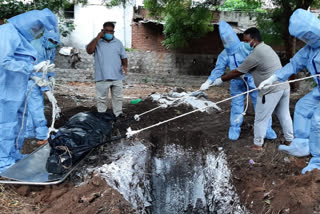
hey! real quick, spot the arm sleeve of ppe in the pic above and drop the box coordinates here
[237,53,258,74]
[49,49,56,64]
[275,46,308,81]
[208,51,228,82]
[120,42,127,59]
[0,26,34,75]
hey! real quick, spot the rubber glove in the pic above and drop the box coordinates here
[211,77,223,86]
[258,75,278,90]
[46,63,55,73]
[200,79,212,91]
[31,76,49,87]
[34,60,49,72]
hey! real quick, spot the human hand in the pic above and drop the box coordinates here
[34,60,49,72]
[97,30,105,39]
[258,75,278,90]
[123,66,128,75]
[31,76,49,87]
[200,79,212,91]
[211,77,223,86]
[45,63,55,73]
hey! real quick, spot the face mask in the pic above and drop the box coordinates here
[244,42,254,51]
[104,33,113,40]
[47,41,57,49]
[244,39,254,51]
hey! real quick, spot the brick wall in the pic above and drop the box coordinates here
[132,22,225,55]
[132,22,167,52]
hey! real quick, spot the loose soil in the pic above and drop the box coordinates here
[1,82,319,214]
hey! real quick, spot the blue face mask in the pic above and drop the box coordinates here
[104,33,113,40]
[244,41,254,51]
[47,41,57,49]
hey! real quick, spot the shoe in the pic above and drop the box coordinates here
[228,127,240,140]
[302,157,320,174]
[278,138,310,157]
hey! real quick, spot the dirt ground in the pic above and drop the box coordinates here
[1,82,320,214]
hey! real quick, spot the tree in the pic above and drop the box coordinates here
[256,0,320,91]
[141,0,217,49]
[0,0,87,37]
[257,0,320,62]
[105,0,262,49]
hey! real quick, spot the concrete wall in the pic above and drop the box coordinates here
[218,11,256,29]
[54,49,214,86]
[53,49,313,92]
[61,0,134,49]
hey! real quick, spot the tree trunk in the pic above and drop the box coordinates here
[282,11,300,92]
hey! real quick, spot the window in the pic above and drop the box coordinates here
[64,3,74,19]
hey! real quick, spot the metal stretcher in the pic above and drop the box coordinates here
[0,143,90,185]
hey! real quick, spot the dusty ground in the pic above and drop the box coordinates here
[1,82,320,214]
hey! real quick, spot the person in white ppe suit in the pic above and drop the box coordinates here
[259,9,320,174]
[200,20,277,140]
[25,29,60,144]
[209,27,294,151]
[0,8,58,173]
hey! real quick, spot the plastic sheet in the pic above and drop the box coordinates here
[46,112,115,174]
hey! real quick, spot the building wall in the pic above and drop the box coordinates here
[54,49,217,86]
[61,0,134,49]
[218,11,256,29]
[132,22,225,55]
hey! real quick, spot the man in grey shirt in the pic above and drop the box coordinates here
[86,22,128,118]
[209,28,293,150]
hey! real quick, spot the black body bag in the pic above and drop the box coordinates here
[46,112,115,174]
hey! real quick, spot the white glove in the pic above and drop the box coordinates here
[46,63,55,73]
[258,75,278,90]
[48,77,55,88]
[200,79,212,91]
[31,76,49,87]
[33,60,49,72]
[45,91,57,104]
[211,77,223,86]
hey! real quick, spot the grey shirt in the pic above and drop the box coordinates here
[93,37,127,81]
[237,42,289,96]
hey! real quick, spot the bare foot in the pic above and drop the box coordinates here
[284,141,291,146]
[251,145,263,151]
[37,140,48,145]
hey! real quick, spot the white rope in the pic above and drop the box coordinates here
[127,74,320,138]
[234,76,250,124]
[15,82,37,149]
[46,93,60,139]
[134,104,167,121]
[16,75,60,148]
